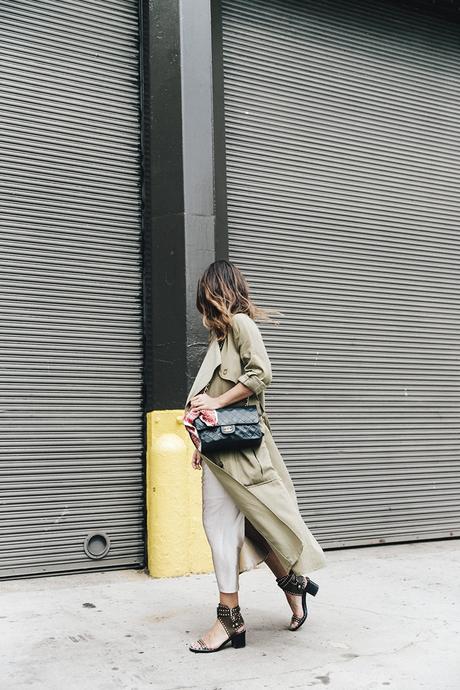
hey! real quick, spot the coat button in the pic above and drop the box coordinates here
[222,368,228,374]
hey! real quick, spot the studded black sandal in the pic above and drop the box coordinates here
[188,603,246,653]
[276,570,319,631]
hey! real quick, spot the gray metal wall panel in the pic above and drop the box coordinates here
[221,0,460,547]
[0,0,143,577]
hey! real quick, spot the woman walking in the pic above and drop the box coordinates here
[183,260,326,653]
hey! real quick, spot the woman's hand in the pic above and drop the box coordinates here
[190,392,221,411]
[191,448,202,470]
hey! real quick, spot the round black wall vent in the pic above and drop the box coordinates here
[84,532,111,560]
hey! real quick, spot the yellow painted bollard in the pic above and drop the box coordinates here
[146,410,213,577]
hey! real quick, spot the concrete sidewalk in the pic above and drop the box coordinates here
[1,540,459,690]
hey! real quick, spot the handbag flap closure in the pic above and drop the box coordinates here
[217,404,259,426]
[194,404,259,431]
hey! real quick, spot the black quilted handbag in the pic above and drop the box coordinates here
[194,404,264,453]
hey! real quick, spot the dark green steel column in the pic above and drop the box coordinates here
[141,0,228,412]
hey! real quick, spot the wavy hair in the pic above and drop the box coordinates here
[196,260,282,341]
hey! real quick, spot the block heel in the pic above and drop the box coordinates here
[306,579,319,596]
[231,630,246,648]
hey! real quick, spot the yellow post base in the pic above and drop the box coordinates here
[146,409,213,577]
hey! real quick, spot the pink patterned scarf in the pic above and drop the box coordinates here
[183,407,218,451]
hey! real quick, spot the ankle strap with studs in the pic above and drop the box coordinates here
[276,570,306,595]
[216,603,244,637]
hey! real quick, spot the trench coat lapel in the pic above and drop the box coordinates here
[185,337,222,407]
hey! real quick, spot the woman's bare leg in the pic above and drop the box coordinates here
[220,591,239,608]
[245,520,304,622]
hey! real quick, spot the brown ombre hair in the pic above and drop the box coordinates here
[196,260,281,341]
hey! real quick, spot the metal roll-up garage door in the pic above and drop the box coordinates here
[0,0,144,577]
[221,0,460,547]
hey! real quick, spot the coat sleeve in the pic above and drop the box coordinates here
[231,313,272,395]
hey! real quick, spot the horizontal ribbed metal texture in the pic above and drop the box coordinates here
[222,0,460,547]
[0,0,143,577]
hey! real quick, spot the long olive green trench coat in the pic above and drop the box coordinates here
[184,313,326,576]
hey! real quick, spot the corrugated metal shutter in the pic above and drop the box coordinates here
[0,0,143,577]
[221,0,460,547]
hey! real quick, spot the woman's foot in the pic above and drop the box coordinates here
[189,617,245,651]
[276,572,319,631]
[284,589,306,630]
[189,603,246,652]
